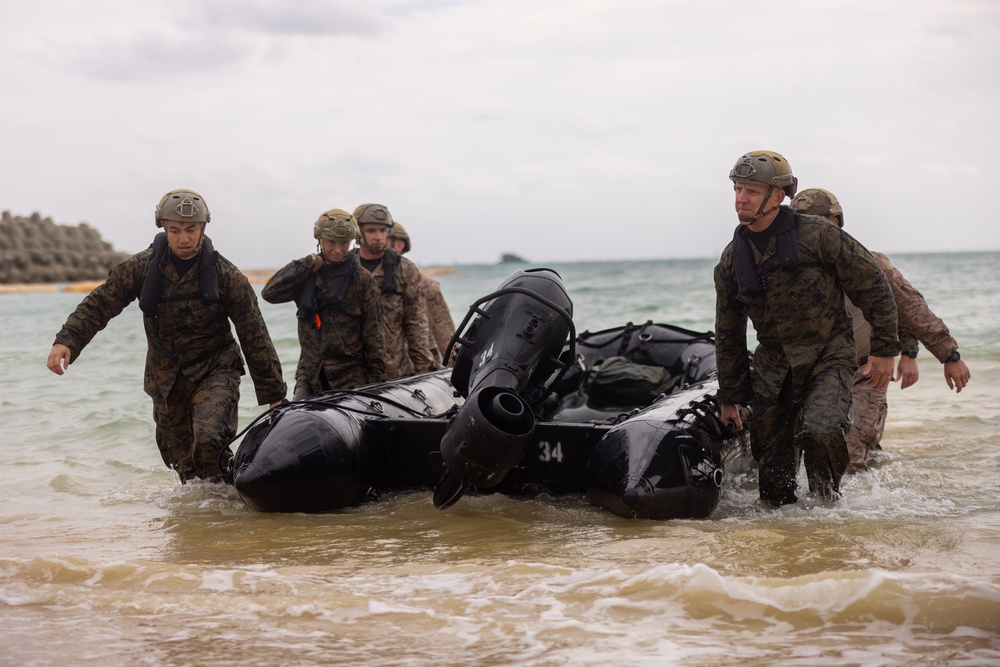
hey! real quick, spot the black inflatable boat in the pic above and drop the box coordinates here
[232,268,752,519]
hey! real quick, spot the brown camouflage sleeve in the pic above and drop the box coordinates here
[223,267,287,404]
[400,260,436,373]
[53,252,145,362]
[423,276,457,357]
[261,256,313,304]
[876,253,958,361]
[833,233,899,358]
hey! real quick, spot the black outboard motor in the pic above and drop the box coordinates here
[434,268,574,509]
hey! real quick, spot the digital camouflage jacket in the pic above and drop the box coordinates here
[262,253,387,396]
[714,207,899,406]
[845,251,958,362]
[420,273,457,365]
[53,240,286,405]
[360,250,435,379]
[873,252,958,361]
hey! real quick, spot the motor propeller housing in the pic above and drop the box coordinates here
[435,268,574,509]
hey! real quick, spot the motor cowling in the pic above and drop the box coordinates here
[435,268,574,509]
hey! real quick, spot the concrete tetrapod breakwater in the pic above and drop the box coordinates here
[0,210,131,287]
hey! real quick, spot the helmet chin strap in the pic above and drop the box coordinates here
[750,186,780,222]
[316,241,328,263]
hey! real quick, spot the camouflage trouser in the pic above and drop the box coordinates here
[151,370,240,483]
[845,368,888,474]
[293,359,372,400]
[751,365,853,505]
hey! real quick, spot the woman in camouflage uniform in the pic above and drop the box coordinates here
[46,189,287,483]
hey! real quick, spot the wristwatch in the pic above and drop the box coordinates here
[945,350,961,363]
[901,349,918,359]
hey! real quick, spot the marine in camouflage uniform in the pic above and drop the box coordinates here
[47,190,286,483]
[715,152,899,505]
[791,188,971,473]
[388,221,458,367]
[422,275,458,366]
[262,209,388,399]
[353,204,437,379]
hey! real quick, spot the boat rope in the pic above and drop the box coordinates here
[669,395,726,437]
[306,388,430,416]
[224,386,441,451]
[576,320,715,349]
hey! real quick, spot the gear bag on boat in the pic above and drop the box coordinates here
[583,355,680,406]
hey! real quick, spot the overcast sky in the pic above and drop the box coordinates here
[2,0,997,268]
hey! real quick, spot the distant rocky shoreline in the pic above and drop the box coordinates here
[0,211,457,295]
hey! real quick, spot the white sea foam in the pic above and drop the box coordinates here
[4,255,999,665]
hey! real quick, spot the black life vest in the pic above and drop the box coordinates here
[296,252,360,325]
[732,207,801,296]
[138,233,221,317]
[376,248,400,295]
[355,248,400,294]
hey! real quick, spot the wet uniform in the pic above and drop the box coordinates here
[262,252,387,399]
[714,207,899,504]
[53,236,286,481]
[845,251,960,472]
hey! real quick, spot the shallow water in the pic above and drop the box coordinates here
[2,253,999,666]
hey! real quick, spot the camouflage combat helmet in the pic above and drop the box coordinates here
[729,150,798,199]
[352,203,394,228]
[791,188,844,228]
[388,221,411,253]
[155,189,210,227]
[314,208,358,241]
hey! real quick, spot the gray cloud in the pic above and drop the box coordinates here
[1,0,997,268]
[45,0,395,81]
[66,31,250,81]
[199,0,391,37]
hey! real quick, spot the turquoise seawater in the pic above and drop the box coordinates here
[1,252,998,666]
